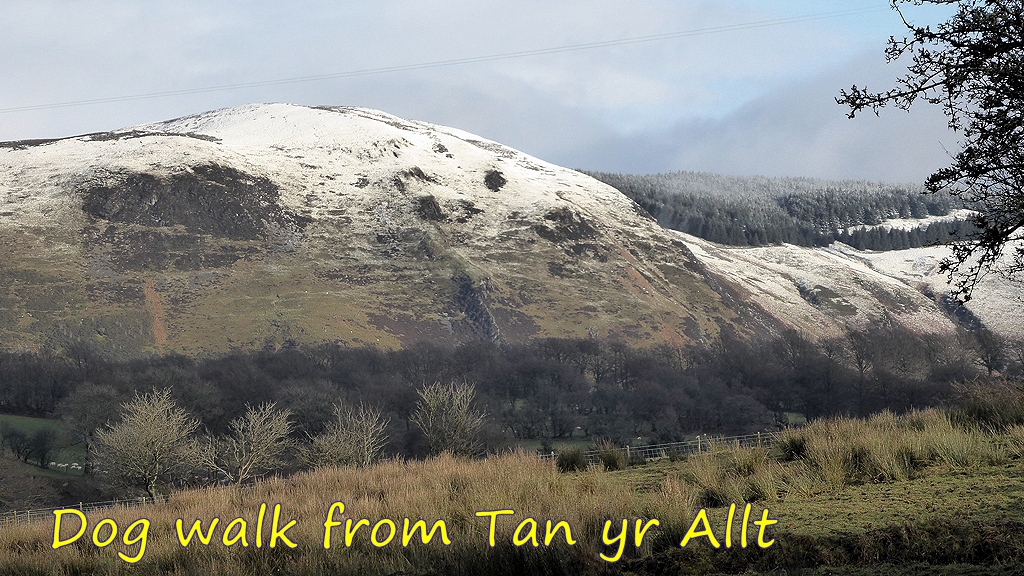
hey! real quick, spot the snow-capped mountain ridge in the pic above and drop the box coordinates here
[0,104,1012,357]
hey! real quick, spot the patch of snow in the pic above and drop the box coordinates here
[842,209,974,233]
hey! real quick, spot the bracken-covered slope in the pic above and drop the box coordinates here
[0,103,972,358]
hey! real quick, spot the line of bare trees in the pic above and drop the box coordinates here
[89,382,486,498]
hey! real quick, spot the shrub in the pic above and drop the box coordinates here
[949,378,1024,429]
[197,402,293,486]
[410,381,487,457]
[93,388,200,498]
[774,430,807,461]
[595,440,625,471]
[555,446,587,473]
[682,453,745,507]
[302,402,390,468]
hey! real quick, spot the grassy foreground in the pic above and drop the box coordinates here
[3,408,1024,575]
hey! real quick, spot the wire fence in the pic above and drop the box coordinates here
[0,495,168,528]
[537,431,777,465]
[2,433,778,528]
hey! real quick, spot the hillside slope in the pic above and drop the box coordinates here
[679,235,1019,339]
[847,243,1023,338]
[0,104,987,357]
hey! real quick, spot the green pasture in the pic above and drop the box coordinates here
[0,413,87,474]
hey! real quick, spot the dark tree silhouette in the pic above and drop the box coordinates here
[838,0,1024,299]
[974,329,1007,375]
[57,384,123,474]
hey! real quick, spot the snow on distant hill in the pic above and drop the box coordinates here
[839,243,1023,338]
[675,230,1020,339]
[0,103,1016,357]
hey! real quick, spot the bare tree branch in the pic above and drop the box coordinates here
[197,402,293,486]
[93,388,199,498]
[840,0,1024,300]
[410,381,486,456]
[301,402,390,468]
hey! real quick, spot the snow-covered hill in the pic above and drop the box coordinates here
[679,235,1020,339]
[0,104,1012,357]
[840,243,1022,338]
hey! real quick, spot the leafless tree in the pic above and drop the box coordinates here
[301,402,389,468]
[197,402,293,486]
[838,0,1024,299]
[846,328,875,415]
[93,388,200,498]
[974,329,1007,375]
[57,383,122,475]
[818,336,848,402]
[410,381,486,456]
[1010,339,1024,375]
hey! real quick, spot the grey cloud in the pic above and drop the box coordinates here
[664,56,956,182]
[1,2,949,183]
[566,53,958,183]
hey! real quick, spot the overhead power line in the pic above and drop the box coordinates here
[0,6,887,115]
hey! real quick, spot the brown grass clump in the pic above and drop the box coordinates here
[1002,424,1024,458]
[555,446,588,473]
[594,440,626,471]
[915,414,1004,469]
[680,453,741,508]
[774,408,1005,490]
[674,446,785,507]
[744,459,787,503]
[949,378,1024,430]
[773,429,808,461]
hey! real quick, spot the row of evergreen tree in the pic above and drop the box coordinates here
[585,170,968,250]
[836,219,976,251]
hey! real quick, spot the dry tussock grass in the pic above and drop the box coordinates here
[0,450,696,575]
[775,408,1006,490]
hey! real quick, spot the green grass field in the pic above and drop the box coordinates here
[609,456,1024,575]
[0,414,62,434]
[0,413,86,474]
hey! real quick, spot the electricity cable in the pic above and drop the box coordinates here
[0,6,887,114]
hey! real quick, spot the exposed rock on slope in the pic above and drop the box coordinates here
[0,104,978,357]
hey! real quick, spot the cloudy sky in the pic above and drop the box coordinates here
[1,1,960,182]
